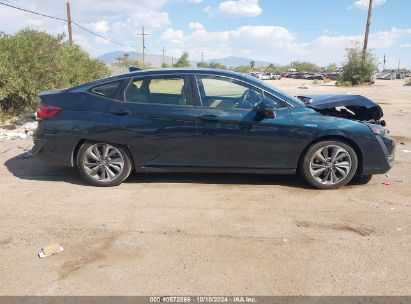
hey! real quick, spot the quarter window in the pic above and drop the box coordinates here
[125,76,188,106]
[90,81,122,98]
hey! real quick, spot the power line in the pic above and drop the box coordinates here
[0,1,135,48]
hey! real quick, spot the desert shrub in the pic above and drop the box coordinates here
[0,29,109,115]
[336,81,353,87]
[338,47,378,86]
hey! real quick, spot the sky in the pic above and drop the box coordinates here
[0,0,410,69]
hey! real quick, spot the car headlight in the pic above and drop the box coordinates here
[367,123,389,136]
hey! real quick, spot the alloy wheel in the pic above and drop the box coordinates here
[309,145,352,185]
[82,143,125,182]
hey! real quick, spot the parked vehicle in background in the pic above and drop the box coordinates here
[249,72,262,79]
[326,73,341,81]
[304,73,324,80]
[284,72,299,78]
[33,68,395,189]
[379,73,396,80]
[270,73,281,80]
[396,73,405,79]
[259,73,271,80]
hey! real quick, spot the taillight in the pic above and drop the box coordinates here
[36,102,61,120]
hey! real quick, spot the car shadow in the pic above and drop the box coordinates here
[5,152,311,189]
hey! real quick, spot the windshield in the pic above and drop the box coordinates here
[241,74,305,107]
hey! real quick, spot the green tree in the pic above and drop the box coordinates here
[250,60,255,70]
[0,29,109,115]
[208,62,227,69]
[197,62,209,68]
[292,61,319,72]
[340,47,378,85]
[325,63,338,73]
[174,52,191,67]
[233,65,251,73]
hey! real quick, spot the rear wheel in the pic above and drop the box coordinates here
[77,142,132,187]
[299,140,358,189]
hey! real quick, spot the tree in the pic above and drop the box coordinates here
[233,65,251,73]
[250,60,255,70]
[340,46,378,85]
[325,63,338,73]
[292,61,319,72]
[0,29,109,115]
[174,52,191,67]
[197,62,209,68]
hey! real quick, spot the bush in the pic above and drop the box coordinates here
[339,47,378,86]
[0,29,109,115]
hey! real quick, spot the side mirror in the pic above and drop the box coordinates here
[256,100,276,119]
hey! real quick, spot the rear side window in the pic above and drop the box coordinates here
[90,81,122,98]
[125,76,189,106]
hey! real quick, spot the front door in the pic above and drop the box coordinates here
[192,75,295,170]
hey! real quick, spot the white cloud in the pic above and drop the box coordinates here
[400,43,411,48]
[87,21,110,34]
[204,0,262,18]
[348,0,386,10]
[189,0,203,3]
[161,23,411,66]
[188,22,204,31]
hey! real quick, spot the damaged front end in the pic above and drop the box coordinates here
[297,94,386,126]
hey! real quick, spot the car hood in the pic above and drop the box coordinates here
[297,94,383,121]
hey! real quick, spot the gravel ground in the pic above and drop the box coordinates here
[0,79,410,295]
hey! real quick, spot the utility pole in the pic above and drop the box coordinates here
[383,54,386,71]
[201,51,204,64]
[162,45,165,67]
[398,59,401,72]
[137,26,150,67]
[171,55,174,67]
[362,0,373,59]
[66,0,73,44]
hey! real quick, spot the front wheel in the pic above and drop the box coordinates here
[77,142,132,187]
[299,140,358,189]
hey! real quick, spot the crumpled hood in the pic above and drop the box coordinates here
[297,94,384,121]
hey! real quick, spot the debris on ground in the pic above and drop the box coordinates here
[38,244,64,258]
[402,150,411,153]
[298,86,309,89]
[382,182,391,186]
[0,116,37,141]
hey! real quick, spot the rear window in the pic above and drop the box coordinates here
[90,81,122,98]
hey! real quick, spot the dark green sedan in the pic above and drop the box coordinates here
[32,69,395,189]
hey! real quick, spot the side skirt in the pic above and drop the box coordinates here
[135,166,296,175]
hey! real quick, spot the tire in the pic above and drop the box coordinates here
[350,174,372,185]
[77,142,132,187]
[299,140,358,189]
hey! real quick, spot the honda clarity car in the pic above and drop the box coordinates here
[32,68,395,189]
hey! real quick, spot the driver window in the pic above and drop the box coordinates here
[197,76,263,110]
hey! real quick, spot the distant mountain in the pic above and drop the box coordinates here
[96,52,273,68]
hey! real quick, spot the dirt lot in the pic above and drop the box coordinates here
[0,79,410,295]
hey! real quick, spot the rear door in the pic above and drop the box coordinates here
[108,74,198,168]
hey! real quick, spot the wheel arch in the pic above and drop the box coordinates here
[71,139,135,170]
[297,135,364,175]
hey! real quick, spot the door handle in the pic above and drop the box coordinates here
[110,109,131,116]
[199,115,221,122]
